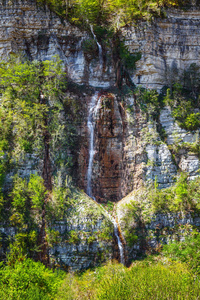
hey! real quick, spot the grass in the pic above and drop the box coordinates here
[56,259,200,299]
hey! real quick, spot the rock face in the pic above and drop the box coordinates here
[160,107,200,179]
[2,2,200,90]
[49,192,114,271]
[1,0,200,200]
[116,189,200,264]
[0,0,115,87]
[1,0,200,269]
[78,92,124,202]
[0,0,85,83]
[122,9,200,90]
[75,90,199,201]
[0,190,114,270]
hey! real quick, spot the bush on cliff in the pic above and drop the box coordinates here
[37,0,195,27]
[164,64,200,131]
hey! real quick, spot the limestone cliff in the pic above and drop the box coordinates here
[0,0,200,269]
[122,9,200,90]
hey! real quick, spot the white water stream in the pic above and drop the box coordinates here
[90,24,103,68]
[86,92,125,264]
[86,92,101,198]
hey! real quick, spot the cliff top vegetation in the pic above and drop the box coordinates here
[36,0,199,29]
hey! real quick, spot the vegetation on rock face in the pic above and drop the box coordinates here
[0,55,67,180]
[164,64,200,131]
[37,0,197,27]
[134,87,162,119]
[149,173,200,213]
[0,56,70,265]
[7,173,76,264]
[121,174,200,251]
[0,55,114,271]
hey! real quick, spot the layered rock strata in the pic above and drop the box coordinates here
[0,0,200,269]
[0,0,115,87]
[117,189,200,264]
[122,9,200,90]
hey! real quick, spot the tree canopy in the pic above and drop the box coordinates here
[37,0,196,28]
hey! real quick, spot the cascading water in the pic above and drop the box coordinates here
[86,92,125,264]
[113,218,125,265]
[103,209,125,265]
[86,92,99,199]
[89,24,103,68]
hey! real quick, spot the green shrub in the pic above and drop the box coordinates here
[68,230,80,244]
[163,232,200,274]
[82,39,98,59]
[0,258,64,299]
[119,42,141,70]
[150,173,200,213]
[164,65,200,131]
[135,87,161,119]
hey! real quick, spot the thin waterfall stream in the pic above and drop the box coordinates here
[86,92,125,265]
[89,24,103,69]
[86,92,100,198]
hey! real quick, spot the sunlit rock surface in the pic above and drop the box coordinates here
[122,9,200,90]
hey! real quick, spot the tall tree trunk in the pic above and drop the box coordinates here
[37,93,52,266]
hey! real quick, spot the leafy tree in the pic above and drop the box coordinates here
[7,172,73,264]
[0,55,66,265]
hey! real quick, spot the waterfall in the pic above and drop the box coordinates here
[86,93,97,199]
[103,209,125,265]
[89,24,103,67]
[86,92,101,199]
[113,218,125,265]
[86,92,125,265]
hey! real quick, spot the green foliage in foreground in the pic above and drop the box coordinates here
[57,260,200,299]
[0,258,64,300]
[1,245,200,300]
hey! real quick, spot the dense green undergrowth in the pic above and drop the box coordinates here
[56,232,200,299]
[163,232,200,274]
[0,258,64,300]
[56,259,200,299]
